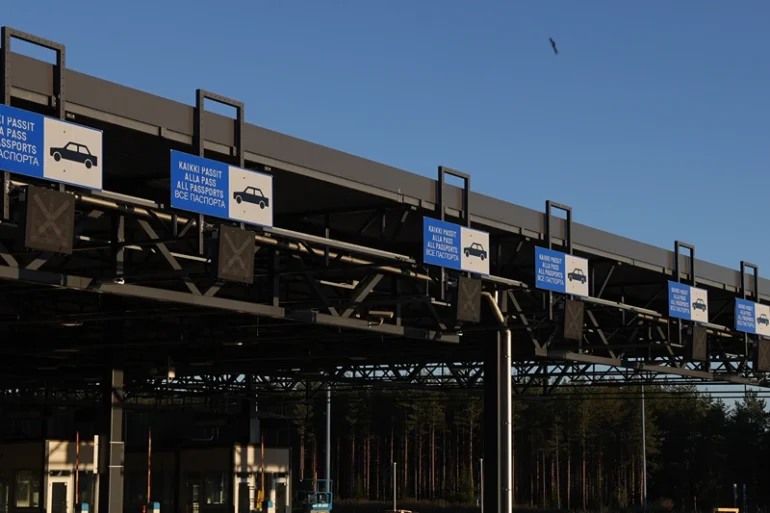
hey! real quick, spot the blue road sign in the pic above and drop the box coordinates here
[0,103,103,190]
[667,281,709,322]
[170,150,273,228]
[422,217,490,275]
[534,247,589,297]
[735,298,770,336]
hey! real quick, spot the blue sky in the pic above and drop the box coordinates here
[4,1,768,272]
[3,1,769,401]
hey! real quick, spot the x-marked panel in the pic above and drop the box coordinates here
[22,185,75,254]
[215,224,255,284]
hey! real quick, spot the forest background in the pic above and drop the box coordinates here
[290,385,769,512]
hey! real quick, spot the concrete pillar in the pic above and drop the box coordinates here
[483,338,499,513]
[98,368,124,513]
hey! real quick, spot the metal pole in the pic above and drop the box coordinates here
[261,435,265,503]
[326,383,331,494]
[147,428,152,503]
[480,458,484,513]
[495,291,512,513]
[393,462,397,512]
[641,385,648,513]
[75,431,80,505]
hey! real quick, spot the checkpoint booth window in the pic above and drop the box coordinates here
[0,440,96,513]
[0,478,8,513]
[183,471,230,510]
[75,473,94,511]
[123,451,175,513]
[125,472,173,507]
[14,470,40,509]
[179,448,231,513]
[174,445,291,513]
[0,442,45,513]
[202,473,229,505]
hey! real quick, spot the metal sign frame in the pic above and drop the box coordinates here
[193,89,246,254]
[1,27,67,219]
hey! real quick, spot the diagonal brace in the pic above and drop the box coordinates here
[0,241,17,268]
[26,210,104,271]
[585,310,618,360]
[507,290,542,350]
[341,274,384,318]
[138,219,202,295]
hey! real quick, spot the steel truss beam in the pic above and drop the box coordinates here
[0,178,765,388]
[0,361,756,409]
[0,178,462,347]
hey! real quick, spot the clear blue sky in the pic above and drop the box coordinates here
[4,1,768,274]
[3,0,769,403]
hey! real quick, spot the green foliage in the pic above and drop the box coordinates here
[285,384,770,511]
[456,466,474,504]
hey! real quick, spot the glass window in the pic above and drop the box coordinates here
[203,473,228,505]
[78,472,95,507]
[15,470,40,508]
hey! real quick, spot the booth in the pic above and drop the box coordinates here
[0,440,97,513]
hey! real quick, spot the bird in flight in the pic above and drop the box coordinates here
[549,38,558,55]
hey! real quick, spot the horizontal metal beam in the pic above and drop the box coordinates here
[5,47,768,301]
[7,177,525,290]
[287,309,458,343]
[0,260,459,344]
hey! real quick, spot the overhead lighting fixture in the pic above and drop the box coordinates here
[61,321,83,328]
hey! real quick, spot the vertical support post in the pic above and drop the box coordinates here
[194,89,246,254]
[237,389,250,513]
[147,428,152,502]
[324,214,330,266]
[641,384,647,513]
[269,249,280,307]
[392,462,397,512]
[674,241,696,346]
[479,458,484,513]
[1,28,67,217]
[75,431,80,505]
[98,368,125,513]
[483,337,499,513]
[112,215,125,278]
[325,383,331,493]
[544,201,574,320]
[436,166,472,300]
[497,291,513,513]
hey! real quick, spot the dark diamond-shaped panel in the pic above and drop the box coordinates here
[689,324,708,362]
[215,224,255,284]
[563,299,585,341]
[756,339,770,373]
[455,276,481,323]
[23,185,75,254]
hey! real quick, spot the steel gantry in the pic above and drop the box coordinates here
[0,25,767,390]
[1,25,770,513]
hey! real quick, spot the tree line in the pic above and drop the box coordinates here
[289,384,770,511]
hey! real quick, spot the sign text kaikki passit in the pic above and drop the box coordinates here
[0,112,40,166]
[537,250,565,287]
[174,159,226,208]
[425,223,460,262]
